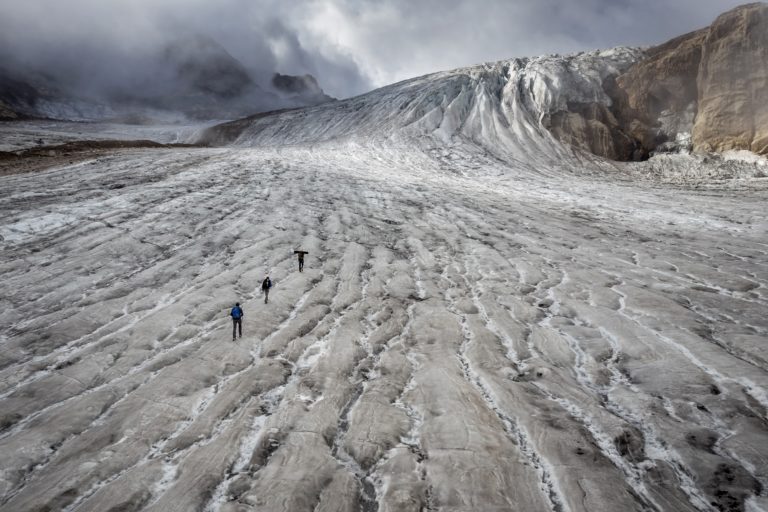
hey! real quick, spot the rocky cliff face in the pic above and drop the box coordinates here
[693,3,768,154]
[615,29,707,155]
[164,35,257,99]
[272,73,335,106]
[545,2,768,159]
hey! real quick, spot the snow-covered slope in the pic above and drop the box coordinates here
[202,48,643,168]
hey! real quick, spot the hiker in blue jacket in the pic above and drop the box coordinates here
[231,302,243,340]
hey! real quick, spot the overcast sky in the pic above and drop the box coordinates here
[0,0,751,98]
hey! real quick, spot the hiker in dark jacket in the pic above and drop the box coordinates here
[262,276,272,304]
[294,250,308,272]
[231,302,243,340]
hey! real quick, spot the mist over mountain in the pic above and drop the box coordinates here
[0,32,336,121]
[0,0,753,123]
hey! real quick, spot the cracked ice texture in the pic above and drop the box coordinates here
[0,140,766,511]
[1,17,768,510]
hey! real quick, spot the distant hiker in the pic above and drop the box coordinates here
[294,250,309,272]
[231,302,243,340]
[262,276,272,304]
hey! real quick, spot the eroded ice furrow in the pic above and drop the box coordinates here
[446,231,693,510]
[0,185,283,401]
[467,268,527,369]
[545,391,666,508]
[710,417,768,507]
[180,274,346,509]
[441,258,567,512]
[595,283,767,510]
[258,288,313,353]
[455,313,566,512]
[106,393,266,512]
[60,384,221,512]
[315,260,382,510]
[330,387,379,512]
[354,243,432,509]
[611,286,768,414]
[0,300,226,443]
[202,393,276,512]
[12,389,258,511]
[0,285,196,401]
[534,275,727,511]
[2,135,768,512]
[14,181,328,512]
[652,290,768,374]
[0,292,258,504]
[365,302,424,510]
[202,417,267,512]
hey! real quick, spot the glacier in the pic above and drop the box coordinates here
[0,48,767,512]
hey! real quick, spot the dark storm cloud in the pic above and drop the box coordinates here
[297,0,750,88]
[0,0,753,99]
[0,0,371,100]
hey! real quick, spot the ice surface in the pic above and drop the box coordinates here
[1,48,768,511]
[0,120,214,152]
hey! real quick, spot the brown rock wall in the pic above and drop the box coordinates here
[547,3,768,160]
[693,3,768,154]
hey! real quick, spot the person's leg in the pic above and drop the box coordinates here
[238,319,242,338]
[232,319,236,340]
[265,289,269,303]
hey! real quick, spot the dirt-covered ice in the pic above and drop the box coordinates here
[0,134,766,512]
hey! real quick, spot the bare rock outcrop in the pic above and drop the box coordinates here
[0,100,20,120]
[693,3,768,154]
[271,73,336,106]
[544,98,634,161]
[545,2,768,160]
[616,29,707,153]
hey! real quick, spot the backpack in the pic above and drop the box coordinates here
[231,306,242,319]
[263,278,272,290]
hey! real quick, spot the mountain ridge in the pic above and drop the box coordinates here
[0,34,336,122]
[204,2,768,161]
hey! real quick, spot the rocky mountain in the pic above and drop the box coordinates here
[554,2,768,159]
[201,46,642,171]
[0,35,335,122]
[694,3,768,154]
[0,69,115,121]
[272,73,335,106]
[207,3,767,161]
[0,74,34,120]
[165,35,256,99]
